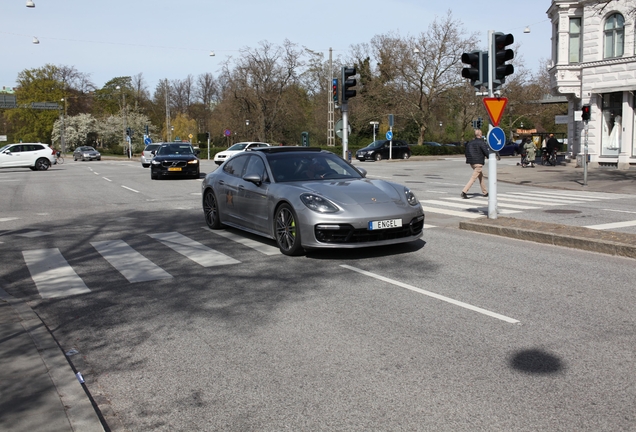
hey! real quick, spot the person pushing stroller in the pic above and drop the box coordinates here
[517,138,535,168]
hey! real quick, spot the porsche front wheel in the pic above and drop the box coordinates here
[274,204,304,256]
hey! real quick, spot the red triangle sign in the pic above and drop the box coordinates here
[482,97,508,127]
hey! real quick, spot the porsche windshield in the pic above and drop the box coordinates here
[267,152,363,182]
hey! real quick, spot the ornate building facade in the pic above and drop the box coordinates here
[548,0,636,168]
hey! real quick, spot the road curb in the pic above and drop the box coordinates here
[459,217,636,259]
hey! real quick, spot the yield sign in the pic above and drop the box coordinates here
[482,97,508,127]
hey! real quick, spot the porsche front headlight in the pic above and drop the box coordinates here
[300,193,339,213]
[404,187,419,206]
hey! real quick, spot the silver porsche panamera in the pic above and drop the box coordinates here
[201,147,425,256]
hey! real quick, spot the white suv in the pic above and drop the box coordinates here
[0,143,56,171]
[213,142,270,165]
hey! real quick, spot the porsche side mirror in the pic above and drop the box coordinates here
[243,173,262,186]
[357,167,367,178]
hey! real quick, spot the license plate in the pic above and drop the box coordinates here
[368,219,402,230]
[168,167,182,171]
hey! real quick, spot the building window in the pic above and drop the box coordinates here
[604,13,624,58]
[601,92,622,157]
[569,18,581,63]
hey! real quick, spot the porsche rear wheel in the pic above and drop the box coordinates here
[203,189,222,229]
[274,203,303,256]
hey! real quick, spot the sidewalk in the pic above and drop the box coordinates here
[0,287,104,432]
[460,158,636,259]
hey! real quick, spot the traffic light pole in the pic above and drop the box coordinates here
[342,103,349,161]
[584,120,589,186]
[487,29,497,220]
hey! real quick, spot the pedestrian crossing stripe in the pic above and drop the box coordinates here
[22,248,91,299]
[91,239,173,283]
[149,232,241,266]
[203,227,281,255]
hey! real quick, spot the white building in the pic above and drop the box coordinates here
[548,0,636,169]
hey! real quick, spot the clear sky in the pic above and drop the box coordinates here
[2,0,552,91]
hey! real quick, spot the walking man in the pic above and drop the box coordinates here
[461,129,490,199]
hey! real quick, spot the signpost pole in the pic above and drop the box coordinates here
[584,120,589,186]
[342,104,349,161]
[487,30,497,219]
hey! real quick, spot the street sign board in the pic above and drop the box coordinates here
[31,102,61,110]
[0,94,17,109]
[335,119,351,139]
[385,131,393,140]
[555,115,569,124]
[224,129,231,137]
[144,136,152,145]
[482,97,508,126]
[487,127,506,152]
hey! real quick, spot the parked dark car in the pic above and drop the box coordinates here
[150,142,200,180]
[423,141,443,147]
[356,140,411,161]
[498,140,522,157]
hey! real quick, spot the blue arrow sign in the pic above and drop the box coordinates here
[386,131,393,140]
[144,136,152,145]
[487,127,506,152]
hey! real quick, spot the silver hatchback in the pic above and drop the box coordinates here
[141,143,161,167]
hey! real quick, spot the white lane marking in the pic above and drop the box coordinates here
[203,227,280,255]
[94,172,99,175]
[421,200,520,214]
[91,240,173,283]
[496,196,562,206]
[445,197,539,210]
[0,217,19,222]
[103,177,112,182]
[421,206,484,219]
[121,185,139,193]
[535,191,599,202]
[539,191,629,200]
[341,265,519,324]
[584,219,636,230]
[16,230,51,238]
[506,193,590,204]
[603,209,636,215]
[424,225,437,229]
[148,232,240,267]
[22,249,91,299]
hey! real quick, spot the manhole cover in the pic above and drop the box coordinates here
[544,209,582,214]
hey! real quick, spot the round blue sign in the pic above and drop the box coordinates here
[386,131,393,140]
[487,127,506,152]
[144,136,152,145]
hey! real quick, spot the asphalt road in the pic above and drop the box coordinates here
[1,158,634,431]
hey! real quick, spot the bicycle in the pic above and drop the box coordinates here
[55,151,64,165]
[541,148,557,166]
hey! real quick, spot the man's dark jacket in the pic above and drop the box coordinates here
[546,137,560,153]
[465,138,490,165]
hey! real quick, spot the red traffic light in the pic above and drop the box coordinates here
[582,105,591,121]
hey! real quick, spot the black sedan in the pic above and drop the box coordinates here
[356,140,411,161]
[150,143,200,180]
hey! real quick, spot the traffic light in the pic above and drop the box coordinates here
[145,125,149,135]
[126,127,131,137]
[341,67,357,103]
[582,105,591,121]
[205,132,210,140]
[461,51,488,89]
[332,79,339,105]
[492,32,515,90]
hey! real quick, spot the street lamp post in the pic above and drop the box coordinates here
[115,86,129,157]
[60,98,66,154]
[245,120,250,140]
[370,121,378,142]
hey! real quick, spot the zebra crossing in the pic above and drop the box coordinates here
[20,230,279,299]
[421,189,627,220]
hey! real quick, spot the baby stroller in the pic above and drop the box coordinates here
[517,148,529,168]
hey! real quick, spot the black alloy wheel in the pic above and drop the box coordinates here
[274,203,303,256]
[35,158,50,171]
[402,151,410,159]
[375,153,382,161]
[203,189,221,229]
